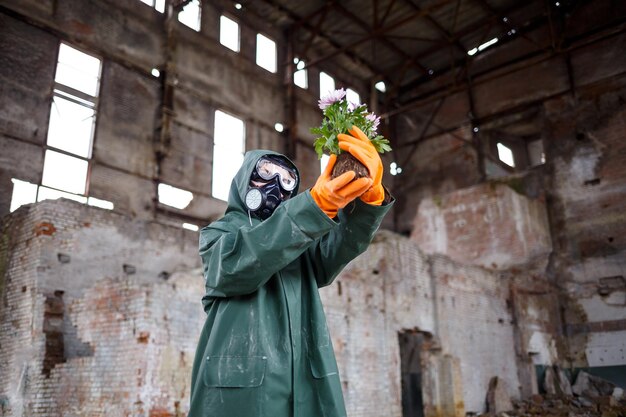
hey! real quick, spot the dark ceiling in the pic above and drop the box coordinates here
[237,0,608,112]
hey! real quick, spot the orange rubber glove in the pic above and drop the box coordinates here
[310,154,373,218]
[338,126,385,205]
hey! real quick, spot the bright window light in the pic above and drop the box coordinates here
[294,59,307,89]
[320,154,330,173]
[390,162,403,176]
[37,186,87,204]
[158,183,194,209]
[256,34,277,73]
[182,223,199,231]
[375,81,386,93]
[10,179,37,212]
[55,44,101,97]
[320,72,335,99]
[235,3,242,10]
[87,196,114,210]
[42,150,89,195]
[497,143,515,167]
[151,68,160,77]
[346,88,360,106]
[467,37,499,56]
[220,15,240,52]
[274,123,284,132]
[178,0,201,32]
[139,0,164,13]
[47,95,95,158]
[213,110,245,201]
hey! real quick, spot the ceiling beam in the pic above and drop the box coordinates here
[295,0,455,76]
[403,0,467,55]
[333,2,431,75]
[253,0,383,77]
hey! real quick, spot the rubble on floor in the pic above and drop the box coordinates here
[482,370,626,417]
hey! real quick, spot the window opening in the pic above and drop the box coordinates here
[212,110,245,201]
[497,142,515,167]
[139,0,165,13]
[182,223,199,232]
[44,43,100,196]
[220,15,240,52]
[375,81,386,93]
[390,162,403,176]
[319,72,335,99]
[38,186,88,204]
[256,33,277,73]
[346,88,360,106]
[11,44,112,213]
[320,154,330,173]
[55,43,101,97]
[467,37,499,56]
[41,150,89,195]
[527,139,545,167]
[294,58,307,89]
[158,183,194,209]
[47,95,95,158]
[178,0,201,32]
[87,197,114,210]
[9,179,37,212]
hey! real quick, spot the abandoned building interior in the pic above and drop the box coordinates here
[1,0,625,416]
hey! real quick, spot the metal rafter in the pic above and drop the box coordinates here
[299,3,333,59]
[391,0,545,96]
[380,0,399,27]
[291,1,337,29]
[252,0,383,77]
[295,0,455,76]
[472,0,549,51]
[333,2,431,75]
[404,0,467,55]
[387,0,533,82]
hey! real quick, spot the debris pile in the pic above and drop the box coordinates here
[483,370,626,417]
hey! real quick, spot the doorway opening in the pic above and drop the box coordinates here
[399,330,426,417]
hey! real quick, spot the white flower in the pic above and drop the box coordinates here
[318,88,347,110]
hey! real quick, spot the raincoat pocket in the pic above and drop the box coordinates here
[203,355,267,387]
[309,348,338,379]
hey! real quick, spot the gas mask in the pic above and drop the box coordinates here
[244,156,298,221]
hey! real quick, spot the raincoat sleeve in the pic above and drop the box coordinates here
[308,196,394,288]
[199,191,338,297]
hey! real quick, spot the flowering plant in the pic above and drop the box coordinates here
[311,88,391,159]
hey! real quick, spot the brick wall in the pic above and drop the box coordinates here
[545,79,626,368]
[0,199,204,416]
[1,199,542,416]
[411,182,552,270]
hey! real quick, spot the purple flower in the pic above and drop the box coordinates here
[347,101,358,112]
[318,88,346,110]
[366,112,381,132]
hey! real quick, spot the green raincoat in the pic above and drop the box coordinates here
[188,150,392,417]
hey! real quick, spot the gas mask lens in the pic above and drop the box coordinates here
[255,158,298,191]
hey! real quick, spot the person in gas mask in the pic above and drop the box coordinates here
[188,127,393,417]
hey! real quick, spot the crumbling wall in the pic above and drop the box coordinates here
[544,79,626,371]
[0,199,204,416]
[411,182,552,270]
[322,230,529,416]
[1,200,532,416]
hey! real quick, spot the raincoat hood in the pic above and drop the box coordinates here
[226,150,300,216]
